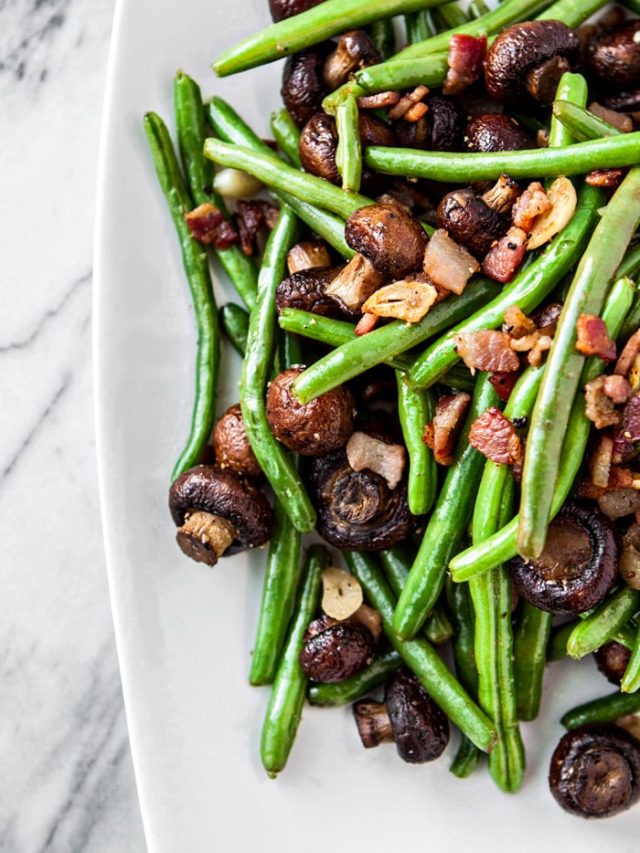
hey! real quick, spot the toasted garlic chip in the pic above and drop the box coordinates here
[362,277,438,323]
[321,567,363,621]
[527,177,577,250]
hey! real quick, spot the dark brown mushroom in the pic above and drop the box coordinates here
[437,188,510,257]
[353,669,449,762]
[587,20,640,92]
[266,367,355,456]
[345,202,428,279]
[508,503,619,617]
[305,446,413,551]
[299,617,375,682]
[169,465,274,566]
[603,90,640,113]
[549,725,640,818]
[212,403,261,479]
[358,113,396,148]
[287,239,332,275]
[276,266,347,317]
[269,0,323,20]
[281,48,329,128]
[465,114,534,152]
[594,642,632,686]
[484,21,581,106]
[323,30,381,90]
[394,94,464,151]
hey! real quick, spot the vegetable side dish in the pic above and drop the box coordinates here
[144,0,640,819]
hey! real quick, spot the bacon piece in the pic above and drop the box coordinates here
[236,200,279,256]
[443,34,487,96]
[576,314,616,362]
[584,376,622,429]
[615,329,640,377]
[185,203,239,248]
[589,433,614,488]
[455,330,520,373]
[511,182,552,233]
[346,432,406,490]
[423,229,480,295]
[357,91,401,110]
[613,395,640,462]
[503,305,536,339]
[403,101,429,122]
[489,371,520,402]
[422,392,471,466]
[604,374,632,404]
[468,407,522,465]
[388,85,429,121]
[481,227,528,283]
[586,168,625,189]
[354,312,380,336]
[588,102,633,133]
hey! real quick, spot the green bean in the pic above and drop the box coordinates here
[208,98,355,259]
[174,72,258,312]
[393,375,500,640]
[622,622,640,693]
[619,244,640,282]
[450,275,636,581]
[240,207,316,533]
[408,183,601,391]
[562,690,640,730]
[620,288,640,343]
[566,589,640,660]
[550,620,636,661]
[446,579,478,696]
[354,55,449,98]
[551,101,622,143]
[292,279,500,403]
[368,19,396,59]
[397,375,436,516]
[404,10,435,43]
[143,112,219,481]
[433,2,468,30]
[308,650,401,706]
[450,736,482,778]
[335,93,362,192]
[537,0,608,26]
[220,302,249,356]
[346,551,498,753]
[519,172,640,559]
[425,604,455,645]
[620,0,640,14]
[547,74,588,149]
[270,109,302,168]
[366,133,640,183]
[468,0,490,18]
[212,0,453,76]
[260,545,329,777]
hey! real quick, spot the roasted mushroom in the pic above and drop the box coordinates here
[508,504,619,617]
[594,642,632,686]
[437,188,510,257]
[213,403,261,478]
[323,30,381,90]
[393,94,464,151]
[266,367,355,456]
[306,445,413,551]
[587,20,640,92]
[287,239,332,275]
[169,465,274,566]
[484,21,581,106]
[345,202,428,279]
[465,114,534,152]
[276,266,347,317]
[353,669,449,763]
[281,48,328,127]
[549,725,640,818]
[299,616,375,682]
[268,0,323,20]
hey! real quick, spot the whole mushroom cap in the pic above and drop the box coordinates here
[465,114,534,153]
[587,20,640,91]
[299,619,375,683]
[385,669,450,763]
[276,267,347,318]
[345,202,428,280]
[213,403,261,479]
[281,48,329,128]
[594,642,632,686]
[268,0,323,21]
[299,113,340,183]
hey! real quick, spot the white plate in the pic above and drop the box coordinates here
[94,1,638,851]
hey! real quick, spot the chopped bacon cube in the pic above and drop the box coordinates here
[357,91,402,110]
[468,407,522,465]
[443,34,487,96]
[489,371,520,402]
[481,227,528,283]
[604,374,632,404]
[388,85,429,121]
[511,182,552,233]
[586,168,625,189]
[354,312,380,336]
[502,305,537,338]
[185,203,239,249]
[422,392,471,466]
[585,376,622,429]
[236,200,279,256]
[589,433,614,489]
[455,330,520,373]
[576,314,616,362]
[613,395,640,462]
[615,329,640,377]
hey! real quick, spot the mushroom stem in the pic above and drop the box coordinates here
[353,699,394,747]
[481,175,520,214]
[176,511,237,566]
[525,56,571,105]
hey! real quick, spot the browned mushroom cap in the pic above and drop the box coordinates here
[266,367,355,456]
[323,30,381,90]
[212,404,261,479]
[276,266,347,318]
[437,188,510,257]
[485,21,581,105]
[169,465,274,565]
[395,95,464,152]
[549,725,640,818]
[465,114,534,152]
[299,618,375,682]
[358,113,396,148]
[306,447,414,551]
[385,669,449,763]
[587,20,640,91]
[594,642,632,686]
[345,202,428,279]
[508,504,619,617]
[299,113,340,183]
[281,48,329,128]
[269,0,323,20]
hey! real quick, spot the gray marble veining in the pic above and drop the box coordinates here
[1,0,146,849]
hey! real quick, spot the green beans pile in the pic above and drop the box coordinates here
[145,0,640,815]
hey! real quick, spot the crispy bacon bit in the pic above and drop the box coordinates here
[585,376,622,429]
[613,395,640,462]
[456,330,521,373]
[422,229,480,295]
[576,314,616,362]
[346,432,406,489]
[468,407,522,465]
[503,305,537,338]
[511,182,552,233]
[576,465,638,499]
[443,34,487,96]
[357,91,402,110]
[527,177,577,251]
[388,85,429,121]
[236,200,279,256]
[185,203,239,248]
[590,433,614,488]
[354,312,380,336]
[489,371,520,402]
[615,329,640,377]
[481,227,528,283]
[586,168,625,189]
[403,101,429,122]
[422,392,471,466]
[588,102,633,134]
[604,374,632,405]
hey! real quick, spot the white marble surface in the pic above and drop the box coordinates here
[1,0,146,849]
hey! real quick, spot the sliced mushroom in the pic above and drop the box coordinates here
[323,30,381,90]
[281,48,329,128]
[169,465,274,566]
[466,114,534,152]
[485,21,581,105]
[437,188,510,257]
[508,503,619,616]
[549,725,640,818]
[287,240,332,275]
[269,0,323,21]
[587,20,640,92]
[594,642,633,686]
[353,700,395,747]
[345,202,428,279]
[325,253,386,317]
[266,367,354,456]
[276,266,347,318]
[212,403,261,479]
[299,618,375,682]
